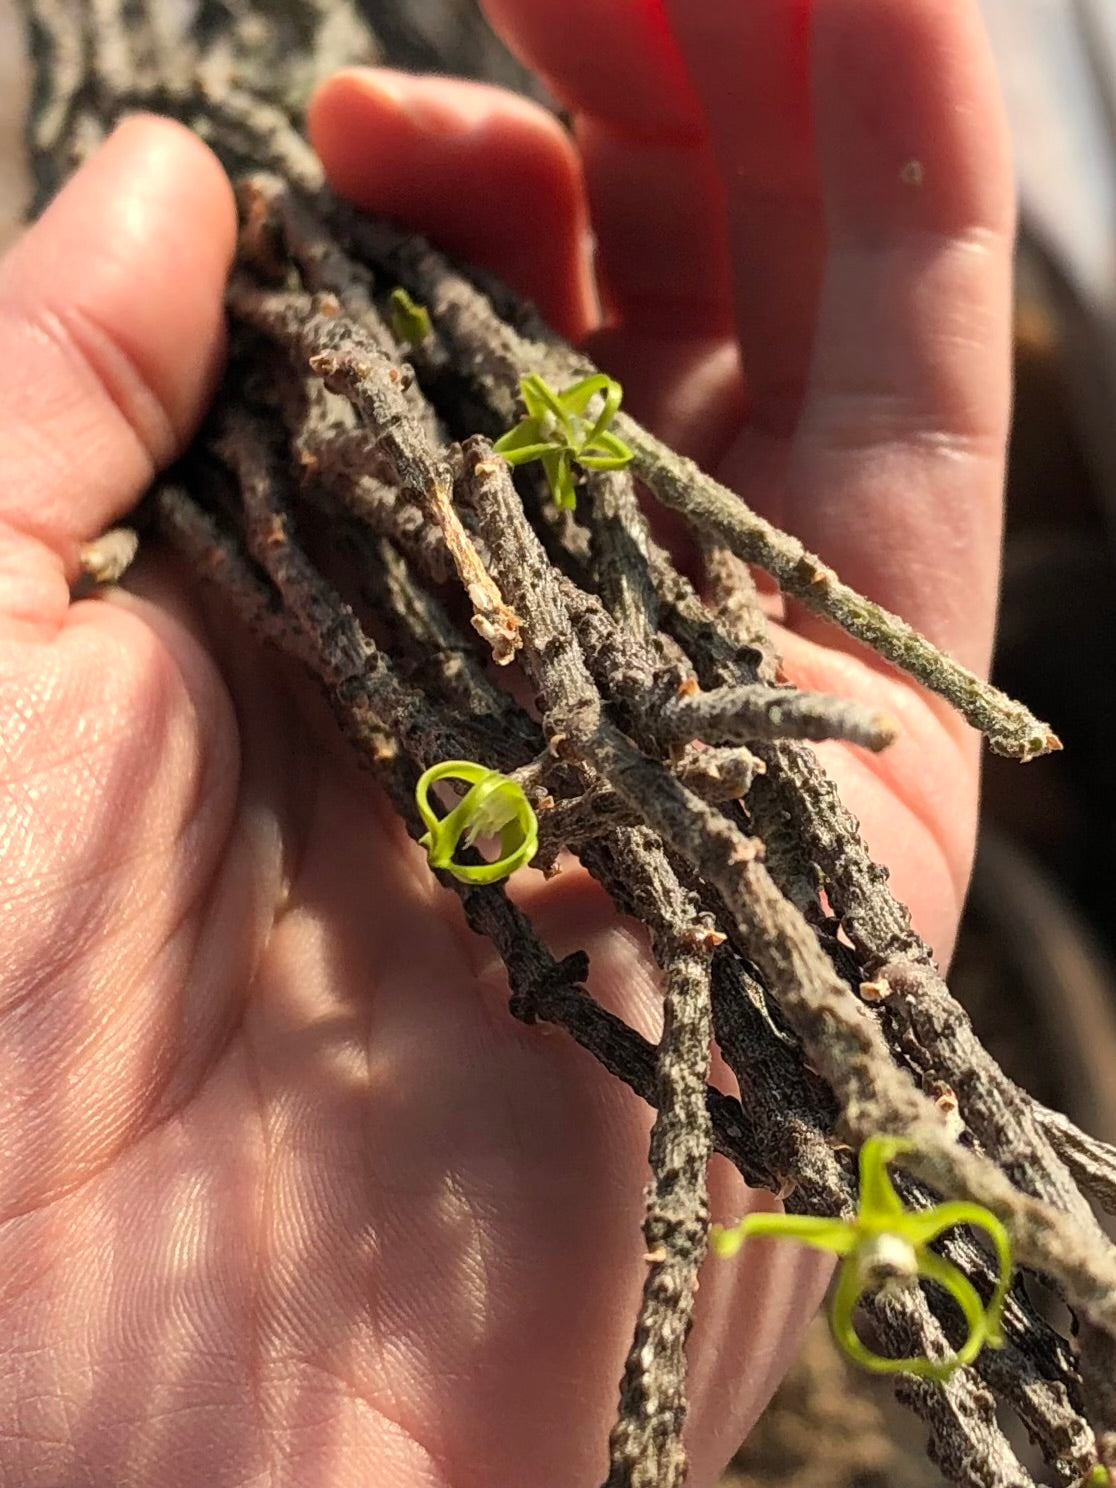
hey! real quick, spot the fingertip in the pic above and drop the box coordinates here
[309,69,596,338]
[0,114,237,569]
[107,111,237,224]
[108,116,239,444]
[10,114,237,455]
[766,0,1014,671]
[481,0,703,143]
[813,0,1016,242]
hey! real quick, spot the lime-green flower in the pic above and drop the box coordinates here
[415,760,538,885]
[493,372,634,510]
[712,1136,1012,1380]
[389,287,432,347]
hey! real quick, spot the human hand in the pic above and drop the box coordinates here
[0,111,816,1488]
[0,0,1014,1484]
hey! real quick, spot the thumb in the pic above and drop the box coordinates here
[0,116,236,639]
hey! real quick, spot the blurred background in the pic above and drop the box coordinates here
[2,0,1115,1481]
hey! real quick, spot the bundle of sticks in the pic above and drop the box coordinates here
[18,1,1116,1483]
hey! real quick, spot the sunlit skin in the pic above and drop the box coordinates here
[0,1,1014,1484]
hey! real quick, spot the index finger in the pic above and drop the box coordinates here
[721,0,1016,675]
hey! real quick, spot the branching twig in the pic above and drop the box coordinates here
[228,279,523,663]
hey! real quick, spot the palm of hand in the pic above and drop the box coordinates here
[0,1,1014,1485]
[1,555,826,1487]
